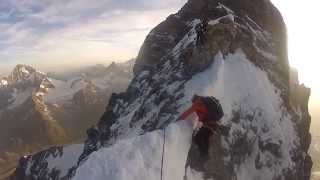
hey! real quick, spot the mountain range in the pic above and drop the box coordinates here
[0,60,134,179]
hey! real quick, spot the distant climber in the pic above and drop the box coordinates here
[180,95,225,156]
[196,18,208,46]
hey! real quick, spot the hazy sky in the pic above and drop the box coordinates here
[0,0,319,115]
[0,0,186,73]
[270,0,320,132]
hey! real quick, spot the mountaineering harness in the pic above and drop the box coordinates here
[160,128,166,180]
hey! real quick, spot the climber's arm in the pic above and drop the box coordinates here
[180,105,196,120]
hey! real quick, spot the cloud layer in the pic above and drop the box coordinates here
[0,0,187,74]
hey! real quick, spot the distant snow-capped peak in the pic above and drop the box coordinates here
[6,64,46,86]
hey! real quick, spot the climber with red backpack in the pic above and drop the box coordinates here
[180,95,226,156]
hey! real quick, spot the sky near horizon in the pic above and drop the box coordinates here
[270,0,320,130]
[0,0,319,113]
[0,0,186,73]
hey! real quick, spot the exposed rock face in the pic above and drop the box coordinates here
[13,0,312,179]
[134,0,290,104]
[134,0,288,78]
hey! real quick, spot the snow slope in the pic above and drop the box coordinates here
[74,121,193,180]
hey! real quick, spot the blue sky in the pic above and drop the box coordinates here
[0,0,187,73]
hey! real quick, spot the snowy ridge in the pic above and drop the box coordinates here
[73,50,300,180]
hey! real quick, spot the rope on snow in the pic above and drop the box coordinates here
[160,128,166,180]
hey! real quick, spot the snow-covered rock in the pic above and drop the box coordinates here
[14,144,84,180]
[7,64,46,86]
[13,0,312,180]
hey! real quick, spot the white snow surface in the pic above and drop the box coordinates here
[74,121,194,180]
[48,144,84,176]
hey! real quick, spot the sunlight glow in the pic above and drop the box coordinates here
[271,0,320,102]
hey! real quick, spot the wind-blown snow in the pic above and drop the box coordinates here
[74,121,194,180]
